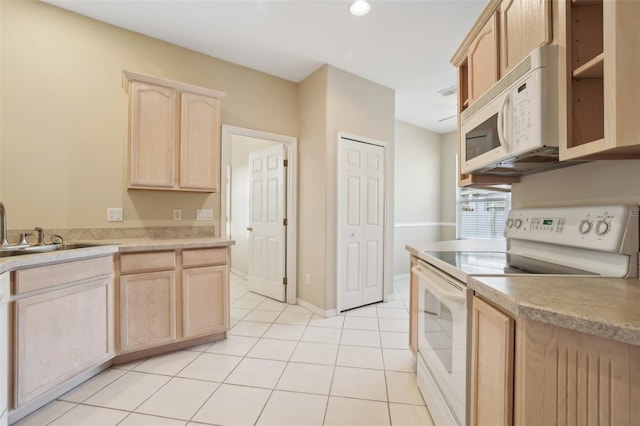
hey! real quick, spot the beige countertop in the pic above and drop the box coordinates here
[468,275,640,346]
[99,237,235,252]
[0,237,235,273]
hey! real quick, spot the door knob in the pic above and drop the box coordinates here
[246,227,253,231]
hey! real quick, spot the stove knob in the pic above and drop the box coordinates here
[506,219,514,228]
[595,220,610,236]
[578,219,592,235]
[514,219,522,229]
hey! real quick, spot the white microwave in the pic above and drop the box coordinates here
[460,45,573,176]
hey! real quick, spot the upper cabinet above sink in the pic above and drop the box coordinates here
[123,71,227,193]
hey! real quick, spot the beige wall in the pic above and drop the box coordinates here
[1,2,416,313]
[512,160,640,208]
[393,121,443,275]
[229,135,281,276]
[325,66,395,311]
[297,66,329,310]
[297,65,395,311]
[1,1,297,231]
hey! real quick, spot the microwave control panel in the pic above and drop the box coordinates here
[505,205,639,253]
[510,71,543,156]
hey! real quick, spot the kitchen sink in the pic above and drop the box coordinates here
[0,250,28,258]
[0,242,106,256]
[20,242,105,253]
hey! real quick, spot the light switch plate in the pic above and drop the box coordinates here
[107,208,123,222]
[173,209,182,221]
[196,208,213,221]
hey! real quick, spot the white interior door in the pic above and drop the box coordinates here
[339,138,385,311]
[248,144,286,301]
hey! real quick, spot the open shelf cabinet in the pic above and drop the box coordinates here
[562,0,640,160]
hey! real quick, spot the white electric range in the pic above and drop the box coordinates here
[412,205,639,426]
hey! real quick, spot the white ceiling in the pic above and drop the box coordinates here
[45,0,487,134]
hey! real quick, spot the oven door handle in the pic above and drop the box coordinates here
[412,265,466,305]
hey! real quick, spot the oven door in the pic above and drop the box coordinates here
[412,261,469,426]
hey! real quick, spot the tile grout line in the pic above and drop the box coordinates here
[321,309,346,425]
[34,279,418,426]
[186,296,270,426]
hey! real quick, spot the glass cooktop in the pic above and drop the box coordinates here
[422,251,598,276]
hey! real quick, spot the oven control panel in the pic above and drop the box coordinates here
[505,205,639,253]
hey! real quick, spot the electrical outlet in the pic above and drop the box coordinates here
[196,208,214,221]
[305,273,311,285]
[107,208,123,222]
[173,209,182,221]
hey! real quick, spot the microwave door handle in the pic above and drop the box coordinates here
[411,265,466,305]
[497,93,510,153]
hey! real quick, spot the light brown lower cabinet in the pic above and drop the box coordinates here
[117,247,230,356]
[408,256,419,354]
[471,295,640,426]
[119,271,177,353]
[0,272,9,426]
[514,317,640,425]
[182,265,228,338]
[470,296,515,426]
[12,257,115,409]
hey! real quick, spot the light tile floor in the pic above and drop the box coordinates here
[15,275,434,426]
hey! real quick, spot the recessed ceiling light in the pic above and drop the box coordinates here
[350,0,370,16]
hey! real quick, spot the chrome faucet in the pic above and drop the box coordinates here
[34,227,45,246]
[0,202,9,247]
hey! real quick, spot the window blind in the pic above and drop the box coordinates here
[457,187,511,239]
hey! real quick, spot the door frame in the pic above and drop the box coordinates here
[336,131,392,313]
[221,125,298,304]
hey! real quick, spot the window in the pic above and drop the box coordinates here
[457,187,511,239]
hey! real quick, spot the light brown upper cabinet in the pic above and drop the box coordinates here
[124,71,227,192]
[468,13,499,104]
[451,0,552,188]
[560,0,640,160]
[453,0,553,112]
[500,0,552,76]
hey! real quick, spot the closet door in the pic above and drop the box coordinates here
[338,138,385,311]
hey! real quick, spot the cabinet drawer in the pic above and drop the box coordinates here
[182,248,227,268]
[119,251,176,274]
[14,256,113,295]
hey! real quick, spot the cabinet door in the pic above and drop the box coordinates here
[0,273,8,421]
[129,82,176,189]
[500,0,552,75]
[515,318,640,425]
[468,13,499,102]
[408,256,418,354]
[179,92,220,192]
[119,271,176,353]
[470,296,515,426]
[15,278,114,407]
[182,265,228,338]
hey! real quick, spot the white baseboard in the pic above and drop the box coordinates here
[296,298,337,318]
[394,273,410,281]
